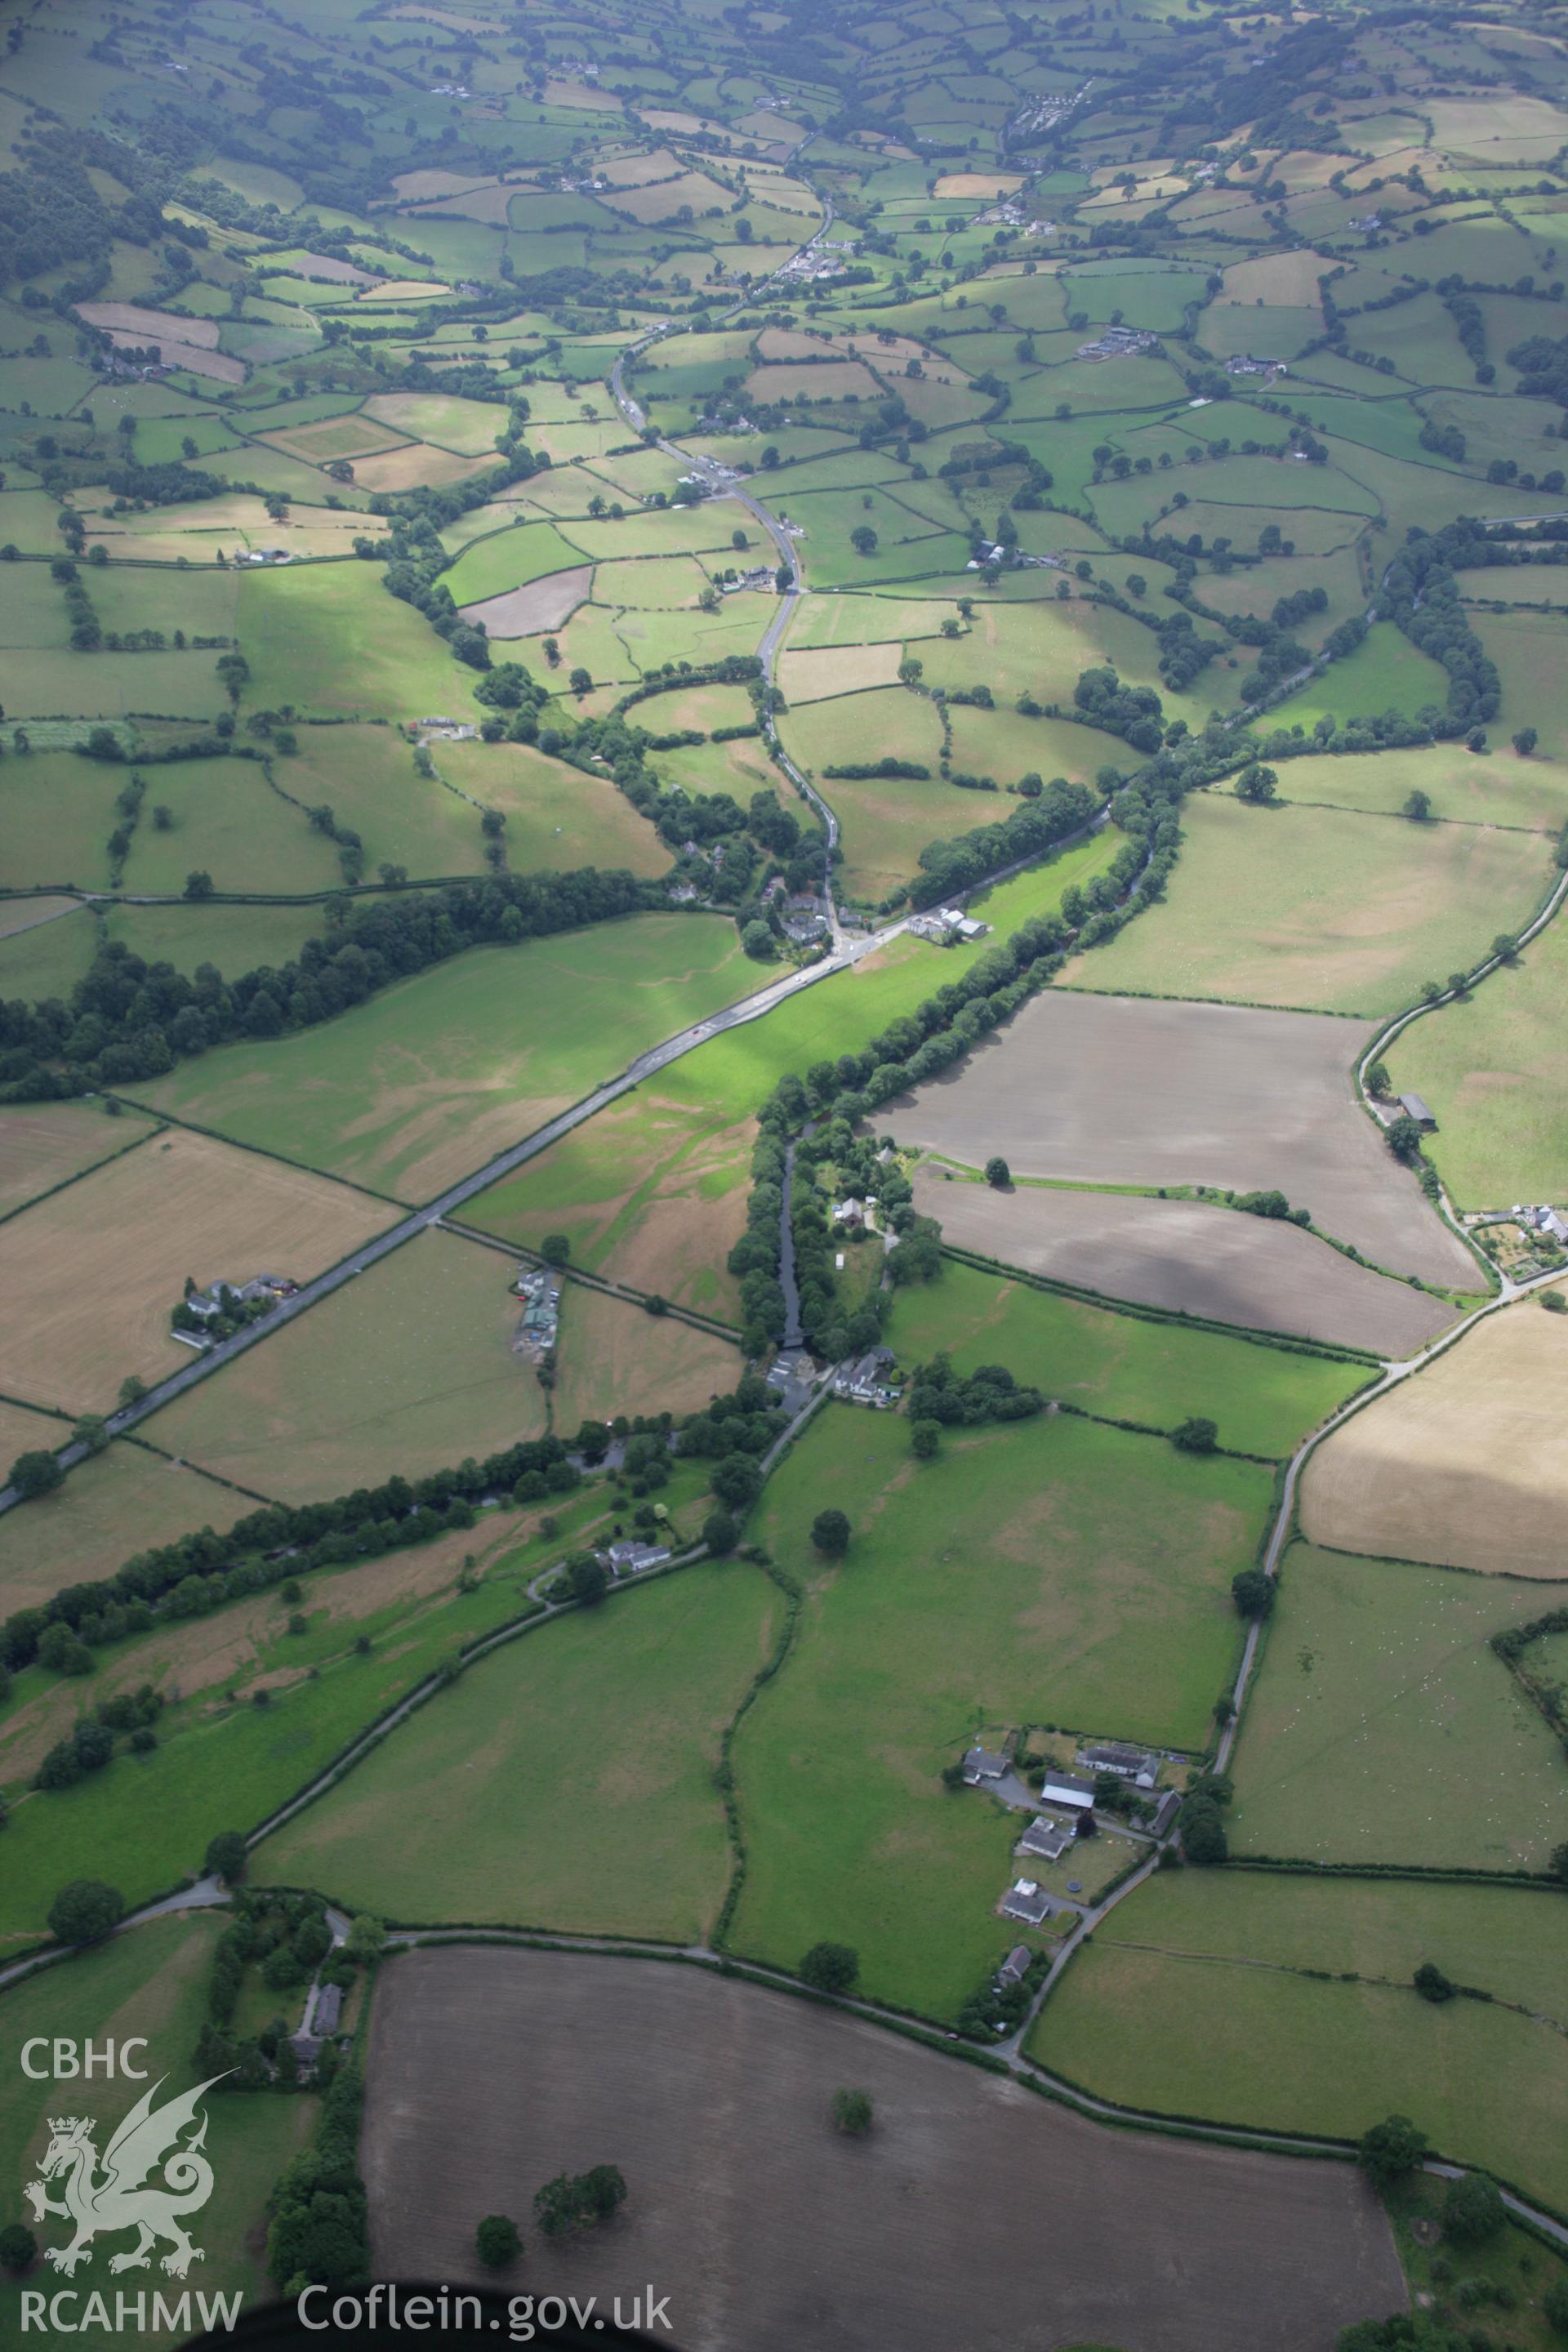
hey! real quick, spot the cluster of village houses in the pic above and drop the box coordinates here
[961,1740,1182,1931]
[906,904,989,945]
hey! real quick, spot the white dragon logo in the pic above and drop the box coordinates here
[24,2074,229,2278]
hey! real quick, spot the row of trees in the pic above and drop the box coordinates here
[0,865,658,1100]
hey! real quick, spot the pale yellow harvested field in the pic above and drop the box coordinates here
[541,75,622,110]
[390,169,497,200]
[604,173,730,225]
[1217,251,1329,305]
[774,642,905,701]
[0,1101,158,1220]
[355,279,449,302]
[0,1441,253,1616]
[598,147,682,187]
[551,1285,739,1431]
[756,327,837,361]
[1302,1286,1568,1575]
[75,301,220,346]
[261,417,408,461]
[350,445,496,495]
[746,359,885,403]
[146,1229,547,1503]
[933,172,1024,198]
[0,1129,393,1412]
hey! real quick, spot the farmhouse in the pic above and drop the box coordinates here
[1080,1741,1158,1788]
[604,1538,672,1575]
[832,1345,898,1406]
[1513,1205,1568,1246]
[908,906,989,945]
[962,1745,1009,1784]
[1016,1814,1075,1863]
[1040,1769,1096,1811]
[996,1944,1032,1987]
[1398,1093,1437,1128]
[1000,1878,1052,1927]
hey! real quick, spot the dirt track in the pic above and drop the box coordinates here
[917,1174,1457,1356]
[894,991,1473,1288]
[363,1946,1405,2352]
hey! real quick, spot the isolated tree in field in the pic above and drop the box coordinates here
[1414,1961,1455,2003]
[0,2224,37,2276]
[1512,727,1538,756]
[1235,762,1278,805]
[568,666,592,695]
[1385,1114,1424,1163]
[1402,787,1432,821]
[48,1878,122,1946]
[204,1830,248,1885]
[910,1419,941,1461]
[475,2215,522,2268]
[1171,1417,1218,1454]
[1442,2172,1504,2247]
[1231,1568,1274,1619]
[541,1233,570,1266]
[9,1449,61,1499]
[800,1941,859,1995]
[184,871,214,901]
[1358,2114,1428,2192]
[984,1156,1010,1188]
[811,1508,851,1557]
[831,2087,873,2136]
[850,524,878,555]
[533,2167,625,2238]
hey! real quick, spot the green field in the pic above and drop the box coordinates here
[885,1258,1373,1459]
[237,563,483,721]
[728,1405,1271,2019]
[1028,1870,1568,2215]
[0,1440,253,1617]
[127,915,752,1201]
[1266,623,1454,733]
[0,1490,652,1943]
[252,1561,781,1936]
[440,519,585,605]
[1072,790,1554,1018]
[0,1916,313,2349]
[1230,1541,1567,1869]
[1268,743,1568,836]
[1388,898,1568,1206]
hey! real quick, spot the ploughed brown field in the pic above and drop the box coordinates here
[917,1174,1458,1356]
[363,1947,1405,2352]
[894,991,1474,1290]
